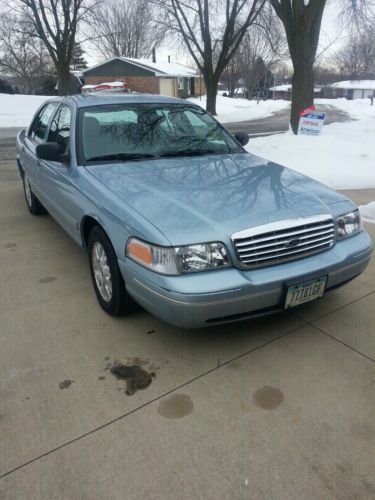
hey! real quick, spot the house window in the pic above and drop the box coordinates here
[177,77,184,90]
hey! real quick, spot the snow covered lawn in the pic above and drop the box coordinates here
[0,93,290,128]
[189,95,289,123]
[247,99,375,191]
[359,202,375,223]
[0,94,48,128]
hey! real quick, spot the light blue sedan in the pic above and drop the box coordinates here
[16,94,373,328]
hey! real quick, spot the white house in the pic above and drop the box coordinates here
[325,80,375,99]
[81,56,204,98]
[268,84,321,100]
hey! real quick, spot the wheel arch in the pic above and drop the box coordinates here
[17,158,25,179]
[81,215,108,250]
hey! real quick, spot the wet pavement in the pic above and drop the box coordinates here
[0,134,374,498]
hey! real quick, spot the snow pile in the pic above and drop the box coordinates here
[269,84,321,93]
[0,94,48,128]
[359,202,375,223]
[315,97,374,116]
[247,99,375,190]
[189,95,289,123]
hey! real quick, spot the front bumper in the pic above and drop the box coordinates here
[119,231,373,329]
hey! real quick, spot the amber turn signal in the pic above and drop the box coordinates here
[127,240,153,265]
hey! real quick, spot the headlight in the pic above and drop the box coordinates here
[336,210,362,239]
[174,242,231,273]
[126,238,231,274]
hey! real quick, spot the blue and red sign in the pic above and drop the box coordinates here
[298,106,326,136]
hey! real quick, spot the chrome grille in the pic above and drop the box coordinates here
[232,214,335,269]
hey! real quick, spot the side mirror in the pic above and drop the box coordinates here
[36,142,67,163]
[234,132,249,146]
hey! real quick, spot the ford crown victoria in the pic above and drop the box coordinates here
[16,94,373,328]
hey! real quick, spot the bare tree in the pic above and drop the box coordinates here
[313,63,341,85]
[239,12,286,98]
[221,8,286,98]
[16,0,91,95]
[87,0,166,59]
[156,0,266,115]
[220,52,242,96]
[0,12,53,93]
[334,27,375,79]
[272,62,292,80]
[269,0,375,133]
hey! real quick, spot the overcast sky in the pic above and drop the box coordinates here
[81,0,348,68]
[0,0,352,69]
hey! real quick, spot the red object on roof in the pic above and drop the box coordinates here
[81,80,129,93]
[94,81,127,91]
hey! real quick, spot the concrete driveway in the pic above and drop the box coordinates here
[0,144,374,498]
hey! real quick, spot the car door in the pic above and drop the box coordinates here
[37,103,76,236]
[22,102,58,199]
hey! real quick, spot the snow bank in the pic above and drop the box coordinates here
[0,94,48,128]
[0,93,290,128]
[189,95,289,123]
[359,202,375,224]
[247,99,375,190]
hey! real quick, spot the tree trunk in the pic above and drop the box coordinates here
[57,66,71,96]
[205,77,219,115]
[290,59,315,133]
[269,0,326,134]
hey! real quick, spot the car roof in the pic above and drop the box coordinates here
[56,92,191,108]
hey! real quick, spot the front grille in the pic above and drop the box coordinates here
[232,214,335,269]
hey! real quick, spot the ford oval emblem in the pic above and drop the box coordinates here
[285,238,301,248]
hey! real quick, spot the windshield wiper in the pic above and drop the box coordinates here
[87,153,156,162]
[159,149,224,158]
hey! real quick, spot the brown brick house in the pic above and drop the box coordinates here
[81,57,205,98]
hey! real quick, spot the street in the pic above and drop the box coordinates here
[1,130,374,499]
[225,103,353,136]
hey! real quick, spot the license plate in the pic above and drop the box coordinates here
[285,276,327,309]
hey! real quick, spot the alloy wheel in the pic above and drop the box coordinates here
[91,241,113,302]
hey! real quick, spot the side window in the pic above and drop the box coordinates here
[47,105,71,155]
[29,103,57,144]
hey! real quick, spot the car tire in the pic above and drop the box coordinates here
[23,174,47,215]
[88,225,134,317]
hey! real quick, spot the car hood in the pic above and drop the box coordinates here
[86,153,355,245]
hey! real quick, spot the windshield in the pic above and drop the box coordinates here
[79,104,243,163]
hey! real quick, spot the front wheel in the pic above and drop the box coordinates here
[23,174,47,215]
[88,226,134,316]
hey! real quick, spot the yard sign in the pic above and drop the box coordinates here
[298,106,326,136]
